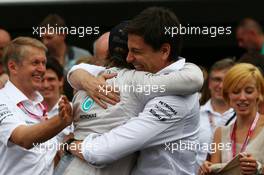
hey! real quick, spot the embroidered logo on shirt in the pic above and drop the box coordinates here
[149,101,178,121]
[80,113,97,119]
[0,104,13,124]
[81,96,94,112]
[150,108,164,121]
[158,101,177,115]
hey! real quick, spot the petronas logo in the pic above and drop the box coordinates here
[81,96,94,112]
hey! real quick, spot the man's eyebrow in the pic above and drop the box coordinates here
[131,48,141,51]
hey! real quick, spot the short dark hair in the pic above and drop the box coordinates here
[210,58,235,75]
[106,21,134,69]
[237,18,263,35]
[40,14,66,28]
[126,7,182,60]
[46,57,64,80]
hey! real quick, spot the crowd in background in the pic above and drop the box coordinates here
[0,6,264,175]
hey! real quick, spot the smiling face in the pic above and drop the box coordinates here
[223,63,264,117]
[9,46,46,97]
[209,69,229,101]
[229,78,259,117]
[126,34,170,73]
[40,69,63,101]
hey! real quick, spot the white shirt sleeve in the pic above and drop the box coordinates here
[130,63,203,101]
[81,96,188,166]
[0,102,26,146]
[67,63,106,89]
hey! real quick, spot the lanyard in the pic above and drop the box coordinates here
[17,101,47,121]
[230,113,259,158]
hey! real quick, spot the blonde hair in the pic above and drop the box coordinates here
[222,63,264,104]
[2,36,47,74]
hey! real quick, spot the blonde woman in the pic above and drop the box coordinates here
[199,63,264,175]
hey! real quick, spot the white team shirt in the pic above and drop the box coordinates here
[69,59,202,175]
[67,63,105,90]
[0,81,57,175]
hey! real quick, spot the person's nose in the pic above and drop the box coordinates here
[218,81,223,89]
[37,62,46,73]
[126,51,135,63]
[238,91,247,100]
[43,79,49,88]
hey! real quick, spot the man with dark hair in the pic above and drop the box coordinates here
[40,14,92,101]
[236,18,264,73]
[196,58,235,172]
[236,18,264,54]
[126,7,182,65]
[39,14,91,72]
[236,18,264,114]
[0,28,11,88]
[67,7,203,175]
[40,57,73,143]
[236,18,264,71]
[0,36,73,175]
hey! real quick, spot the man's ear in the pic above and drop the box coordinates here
[160,43,171,61]
[8,60,19,75]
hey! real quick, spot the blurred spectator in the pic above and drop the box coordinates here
[93,32,110,66]
[236,18,264,54]
[0,28,11,88]
[196,58,235,171]
[236,18,264,114]
[0,28,11,59]
[40,57,73,142]
[238,51,264,75]
[236,18,264,73]
[39,14,92,101]
[39,14,91,72]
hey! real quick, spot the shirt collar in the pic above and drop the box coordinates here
[200,99,214,113]
[157,57,186,74]
[4,80,43,105]
[47,96,72,116]
[201,99,234,115]
[48,96,62,113]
